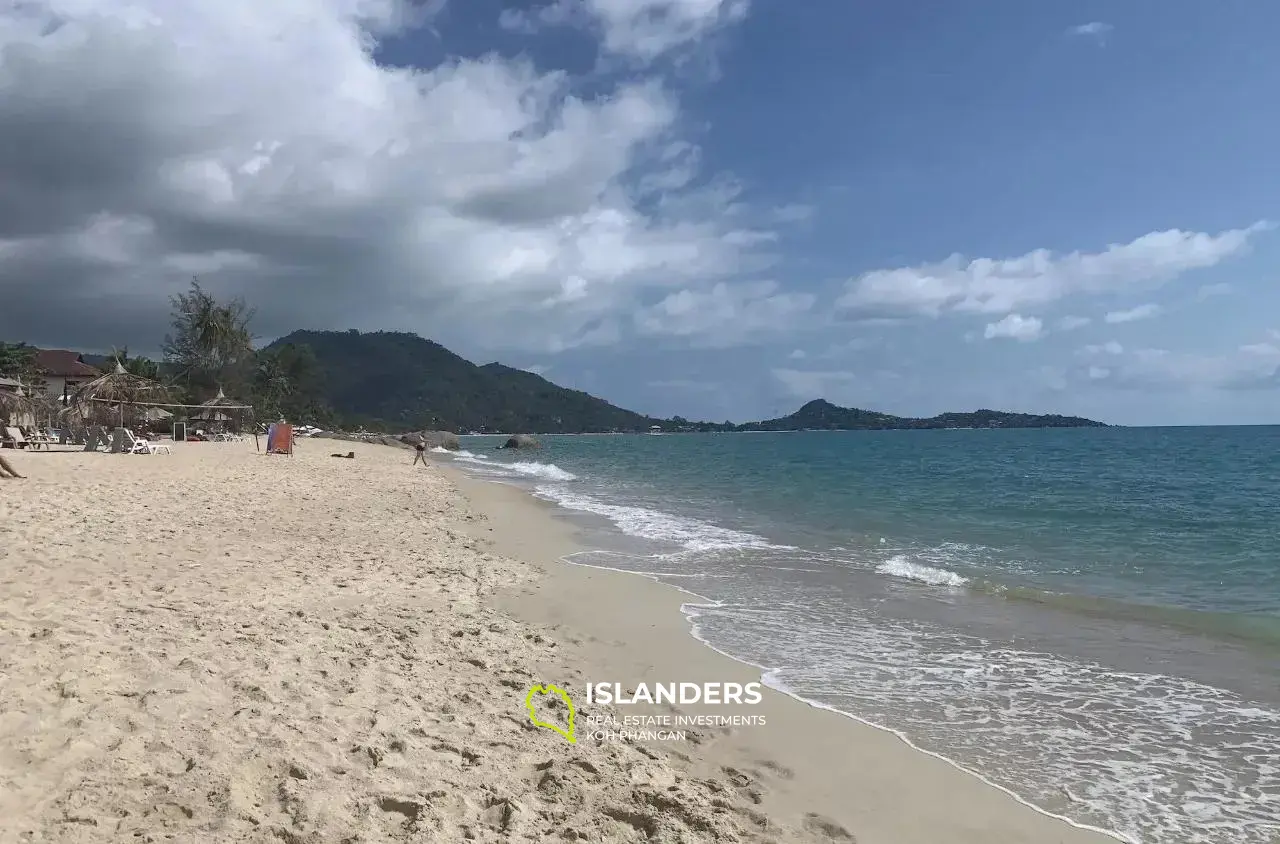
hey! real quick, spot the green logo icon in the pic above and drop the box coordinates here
[526,683,576,744]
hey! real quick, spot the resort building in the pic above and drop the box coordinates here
[33,349,101,403]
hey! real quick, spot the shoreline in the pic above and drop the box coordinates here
[0,438,1127,842]
[443,463,1128,844]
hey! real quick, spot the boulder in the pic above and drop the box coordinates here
[400,430,461,451]
[501,434,541,450]
[316,430,413,449]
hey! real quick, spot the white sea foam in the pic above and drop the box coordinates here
[433,447,488,459]
[683,599,1280,844]
[506,461,577,481]
[533,486,782,551]
[876,555,969,587]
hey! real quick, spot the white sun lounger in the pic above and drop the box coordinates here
[125,429,171,455]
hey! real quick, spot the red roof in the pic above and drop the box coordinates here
[35,350,101,378]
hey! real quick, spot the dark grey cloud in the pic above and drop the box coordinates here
[0,0,770,359]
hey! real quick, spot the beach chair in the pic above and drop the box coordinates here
[3,427,28,449]
[108,428,131,453]
[125,429,171,455]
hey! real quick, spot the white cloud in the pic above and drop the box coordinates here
[788,348,806,359]
[1057,315,1092,331]
[1071,336,1280,390]
[1080,341,1124,356]
[836,224,1268,319]
[501,0,750,63]
[546,319,623,353]
[0,0,772,355]
[771,203,815,224]
[771,367,856,400]
[983,313,1044,342]
[1196,282,1233,300]
[1068,22,1113,39]
[1104,303,1161,324]
[633,280,814,347]
[647,378,710,390]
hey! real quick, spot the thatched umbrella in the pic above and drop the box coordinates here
[0,384,39,426]
[69,361,170,427]
[190,387,249,431]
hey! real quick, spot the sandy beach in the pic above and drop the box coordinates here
[0,439,1122,843]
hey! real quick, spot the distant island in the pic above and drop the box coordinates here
[734,399,1105,432]
[261,331,1107,432]
[4,328,1107,433]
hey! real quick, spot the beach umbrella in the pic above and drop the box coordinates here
[189,387,250,428]
[0,384,39,425]
[69,360,170,427]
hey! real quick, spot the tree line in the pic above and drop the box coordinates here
[1,279,339,427]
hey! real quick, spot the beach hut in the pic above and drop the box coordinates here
[189,388,250,433]
[69,360,170,428]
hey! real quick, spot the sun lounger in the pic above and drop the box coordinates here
[125,429,171,455]
[2,427,28,449]
[108,428,131,453]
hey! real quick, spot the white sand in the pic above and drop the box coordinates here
[0,440,1122,843]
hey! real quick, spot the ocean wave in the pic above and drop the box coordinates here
[876,554,968,587]
[434,447,488,459]
[690,601,1279,844]
[506,461,577,481]
[533,485,782,552]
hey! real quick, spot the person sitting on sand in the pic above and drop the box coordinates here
[0,453,24,478]
[412,440,427,467]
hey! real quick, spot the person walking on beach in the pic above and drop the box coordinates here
[0,453,24,478]
[412,439,427,467]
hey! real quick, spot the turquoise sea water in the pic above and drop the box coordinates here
[451,428,1280,844]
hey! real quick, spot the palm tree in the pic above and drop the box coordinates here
[161,278,255,401]
[253,353,292,419]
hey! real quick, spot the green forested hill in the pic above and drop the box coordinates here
[266,330,661,432]
[740,399,1107,431]
[267,333,1106,432]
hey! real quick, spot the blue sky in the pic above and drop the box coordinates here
[2,1,1279,425]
